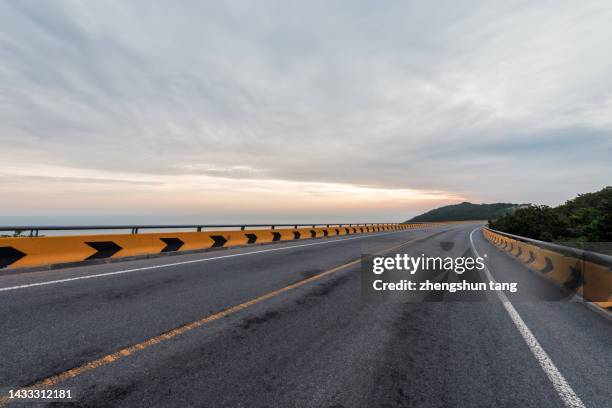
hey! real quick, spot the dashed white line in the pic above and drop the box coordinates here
[469,227,585,408]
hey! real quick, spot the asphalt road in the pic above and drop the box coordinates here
[0,224,610,407]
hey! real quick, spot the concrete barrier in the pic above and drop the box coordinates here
[0,222,452,271]
[483,228,612,310]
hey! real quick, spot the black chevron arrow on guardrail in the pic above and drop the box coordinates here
[310,230,316,238]
[160,238,184,252]
[345,228,350,234]
[293,231,301,240]
[210,235,228,248]
[323,230,329,237]
[565,266,584,291]
[245,234,257,244]
[335,228,340,235]
[85,241,122,260]
[0,246,26,269]
[272,232,281,242]
[353,228,357,233]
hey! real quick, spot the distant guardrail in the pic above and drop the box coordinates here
[0,222,446,271]
[483,228,612,311]
[0,223,420,237]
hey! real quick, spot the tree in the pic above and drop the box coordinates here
[490,186,612,244]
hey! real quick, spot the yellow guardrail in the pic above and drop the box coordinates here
[0,222,450,271]
[483,228,612,310]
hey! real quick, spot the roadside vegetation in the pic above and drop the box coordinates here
[489,186,612,244]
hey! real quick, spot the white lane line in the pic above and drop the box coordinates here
[0,230,417,293]
[469,227,585,408]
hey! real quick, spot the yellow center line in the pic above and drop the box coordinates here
[0,232,433,406]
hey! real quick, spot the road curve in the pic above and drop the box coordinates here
[0,224,610,407]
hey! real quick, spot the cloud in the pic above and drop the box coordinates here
[0,0,611,220]
[0,174,162,186]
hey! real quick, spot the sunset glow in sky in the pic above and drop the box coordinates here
[1,1,611,223]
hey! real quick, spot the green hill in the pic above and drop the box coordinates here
[406,202,518,222]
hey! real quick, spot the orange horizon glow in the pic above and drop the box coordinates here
[0,165,466,219]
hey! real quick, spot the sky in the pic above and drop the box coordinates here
[1,0,611,224]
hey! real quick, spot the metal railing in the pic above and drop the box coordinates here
[487,228,612,267]
[0,223,401,237]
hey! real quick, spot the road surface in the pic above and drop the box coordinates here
[0,223,610,407]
